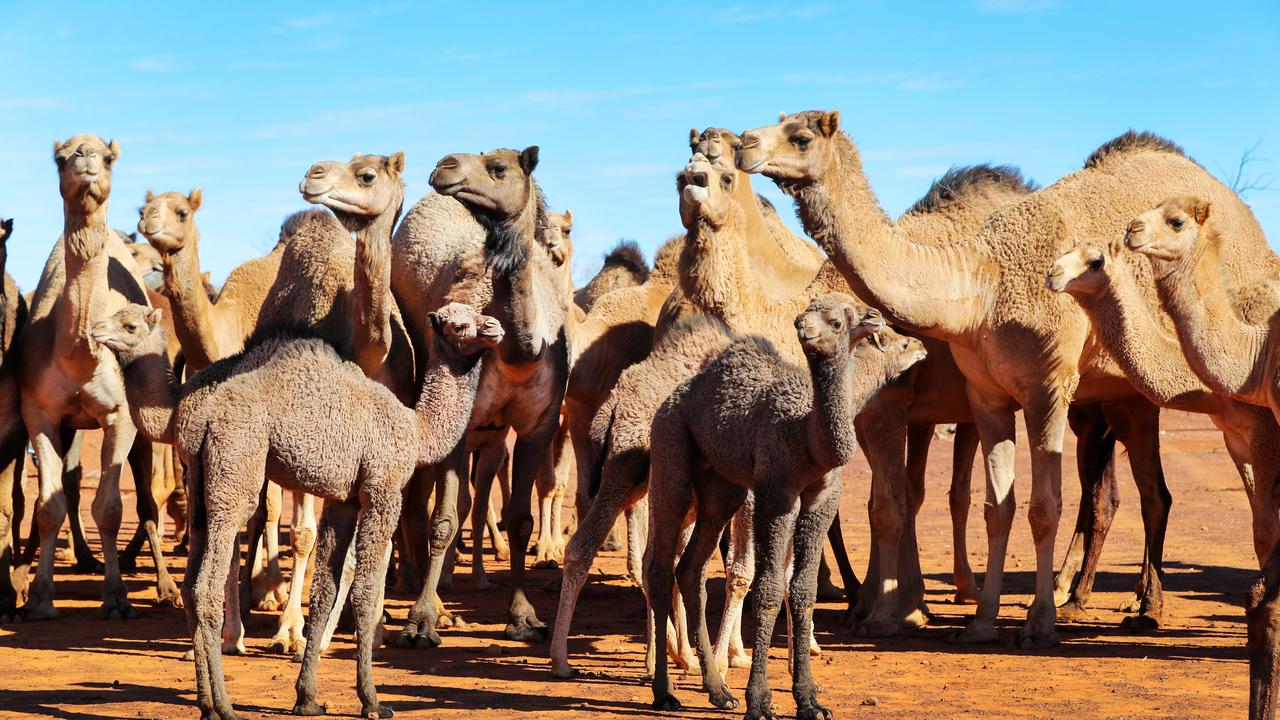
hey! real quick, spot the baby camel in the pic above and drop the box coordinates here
[645,293,927,718]
[92,302,501,720]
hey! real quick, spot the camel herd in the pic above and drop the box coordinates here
[0,111,1278,719]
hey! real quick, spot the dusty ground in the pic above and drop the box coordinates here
[0,409,1255,719]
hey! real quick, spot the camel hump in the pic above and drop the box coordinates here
[602,240,649,282]
[277,208,335,248]
[905,164,1039,216]
[1084,130,1187,170]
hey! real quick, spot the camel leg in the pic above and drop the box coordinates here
[442,452,473,593]
[486,484,509,561]
[900,423,932,626]
[0,409,26,622]
[392,467,431,595]
[1105,398,1169,630]
[349,491,401,720]
[1016,393,1067,650]
[1055,404,1118,620]
[395,443,467,648]
[678,479,746,710]
[625,497,648,587]
[549,451,648,677]
[469,445,506,590]
[743,478,801,720]
[126,437,181,607]
[949,423,981,604]
[294,500,357,717]
[1248,539,1280,720]
[271,491,317,659]
[856,404,910,637]
[60,429,100,573]
[953,391,1018,645]
[714,492,754,674]
[252,481,288,611]
[94,416,138,620]
[17,412,69,620]
[503,420,560,642]
[825,511,859,616]
[642,490,692,709]
[789,477,840,720]
[236,485,269,620]
[534,418,570,567]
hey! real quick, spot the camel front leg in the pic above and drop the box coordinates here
[126,436,181,607]
[504,421,560,642]
[1248,540,1280,720]
[0,411,26,622]
[714,492,754,674]
[790,477,841,720]
[271,491,317,659]
[855,404,910,637]
[534,419,569,567]
[1055,403,1118,619]
[743,480,801,720]
[1018,392,1068,650]
[95,415,138,620]
[60,429,100,573]
[953,390,1018,645]
[949,422,981,604]
[1105,397,1169,630]
[394,443,467,649]
[469,444,506,590]
[252,481,288,611]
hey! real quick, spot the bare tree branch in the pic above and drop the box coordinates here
[1219,139,1276,198]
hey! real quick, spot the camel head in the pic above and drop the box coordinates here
[737,110,842,184]
[138,189,202,254]
[0,218,11,271]
[127,235,167,291]
[677,153,738,231]
[878,328,929,379]
[1125,195,1212,262]
[429,302,505,358]
[689,128,742,169]
[430,146,540,221]
[300,152,405,232]
[91,303,163,363]
[540,210,573,268]
[795,293,888,356]
[1046,238,1117,298]
[53,135,120,209]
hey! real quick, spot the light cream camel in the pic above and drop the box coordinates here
[737,115,1220,646]
[12,135,177,621]
[391,146,570,645]
[574,240,649,313]
[646,294,924,716]
[1047,233,1280,627]
[93,301,499,720]
[0,217,29,622]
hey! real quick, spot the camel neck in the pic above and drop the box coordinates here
[413,345,485,467]
[730,173,815,298]
[117,339,178,444]
[58,199,112,377]
[161,235,221,371]
[782,135,986,342]
[805,342,883,471]
[1076,262,1218,412]
[1152,233,1271,404]
[679,213,757,327]
[488,193,560,366]
[350,201,402,377]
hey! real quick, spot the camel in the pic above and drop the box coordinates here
[574,240,649,313]
[0,217,29,623]
[390,146,570,646]
[93,300,499,720]
[12,135,177,621]
[1046,233,1280,626]
[736,114,1271,646]
[645,294,926,716]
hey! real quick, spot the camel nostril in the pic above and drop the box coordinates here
[739,135,759,149]
[691,173,708,188]
[436,156,461,170]
[308,164,327,178]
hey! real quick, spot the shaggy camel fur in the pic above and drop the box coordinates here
[0,217,29,622]
[13,135,176,621]
[1047,233,1280,627]
[93,301,500,720]
[574,240,649,313]
[391,146,569,645]
[1122,197,1280,719]
[737,115,1224,646]
[646,294,926,716]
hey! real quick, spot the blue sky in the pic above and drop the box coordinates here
[1,1,1277,289]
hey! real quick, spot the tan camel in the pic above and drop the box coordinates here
[737,114,1269,646]
[391,146,570,645]
[93,301,499,720]
[646,294,925,716]
[1047,234,1280,626]
[0,217,29,622]
[12,135,178,621]
[574,240,649,313]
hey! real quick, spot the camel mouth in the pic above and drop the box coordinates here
[738,158,768,174]
[1045,267,1068,292]
[299,181,335,201]
[432,179,465,196]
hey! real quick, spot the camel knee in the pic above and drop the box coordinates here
[91,493,123,532]
[1027,498,1061,541]
[868,502,905,539]
[429,518,456,552]
[35,495,68,534]
[293,526,317,559]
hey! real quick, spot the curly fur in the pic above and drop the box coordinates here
[904,164,1040,216]
[1084,130,1188,170]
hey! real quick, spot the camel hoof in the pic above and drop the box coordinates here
[223,640,247,655]
[292,699,327,716]
[724,651,751,670]
[181,648,195,662]
[549,662,578,679]
[1056,600,1090,623]
[495,548,510,562]
[157,580,183,608]
[1119,613,1161,632]
[816,579,844,602]
[1014,628,1061,650]
[952,591,980,605]
[0,610,21,624]
[98,596,139,620]
[394,624,442,649]
[361,703,394,718]
[600,535,622,553]
[1052,588,1073,608]
[475,576,502,591]
[708,685,739,710]
[950,622,1000,645]
[855,617,899,638]
[797,705,833,720]
[745,703,779,720]
[901,608,930,629]
[1117,595,1142,613]
[434,613,454,629]
[72,557,105,574]
[505,619,551,643]
[532,557,560,570]
[651,693,682,711]
[675,653,701,675]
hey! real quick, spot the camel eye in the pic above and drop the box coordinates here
[793,135,811,150]
[831,319,843,330]
[720,174,732,189]
[104,156,114,168]
[177,210,188,222]
[1169,218,1184,231]
[359,171,377,184]
[492,165,507,179]
[124,323,136,332]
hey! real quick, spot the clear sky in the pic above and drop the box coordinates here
[1,1,1277,289]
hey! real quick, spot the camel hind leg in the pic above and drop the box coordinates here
[714,492,754,674]
[252,481,288,611]
[349,477,404,719]
[1053,403,1118,618]
[949,423,981,604]
[295,500,357,716]
[534,417,570,567]
[788,476,840,720]
[270,491,317,659]
[469,444,507,590]
[125,436,181,607]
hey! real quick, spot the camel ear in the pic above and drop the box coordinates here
[819,111,840,137]
[188,188,203,212]
[428,311,443,334]
[108,139,121,160]
[1191,199,1211,225]
[562,210,572,227]
[147,307,163,327]
[778,111,787,122]
[387,152,406,175]
[1,218,12,240]
[689,128,700,149]
[519,146,540,174]
[127,231,137,242]
[53,140,65,167]
[146,188,155,203]
[201,271,211,283]
[720,130,741,149]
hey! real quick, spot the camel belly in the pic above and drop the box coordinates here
[468,356,565,436]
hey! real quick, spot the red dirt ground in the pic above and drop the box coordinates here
[0,409,1255,719]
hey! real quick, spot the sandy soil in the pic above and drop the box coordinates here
[0,409,1255,719]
